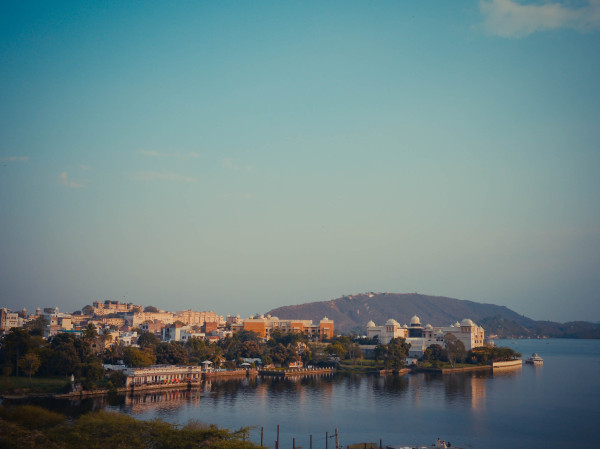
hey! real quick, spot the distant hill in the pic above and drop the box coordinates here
[266,292,600,338]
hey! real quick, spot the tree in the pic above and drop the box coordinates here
[18,353,41,384]
[155,342,189,365]
[82,305,94,315]
[123,347,154,367]
[137,332,159,349]
[444,334,466,368]
[84,323,98,340]
[423,344,447,363]
[144,306,159,313]
[0,328,34,376]
[374,338,410,369]
[24,316,48,336]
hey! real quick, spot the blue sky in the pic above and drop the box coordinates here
[1,1,599,322]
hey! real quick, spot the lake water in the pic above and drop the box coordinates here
[9,339,600,448]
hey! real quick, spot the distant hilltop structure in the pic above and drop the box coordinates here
[367,315,485,358]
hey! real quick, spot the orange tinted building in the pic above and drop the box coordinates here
[234,315,334,341]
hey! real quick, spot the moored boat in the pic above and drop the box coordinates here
[525,353,543,365]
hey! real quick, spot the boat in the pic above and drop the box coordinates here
[525,353,543,365]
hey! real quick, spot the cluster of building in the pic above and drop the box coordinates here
[1,302,334,349]
[366,315,485,357]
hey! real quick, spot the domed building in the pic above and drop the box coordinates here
[364,315,486,357]
[366,318,408,344]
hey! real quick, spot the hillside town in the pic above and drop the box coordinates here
[1,301,334,347]
[1,300,521,399]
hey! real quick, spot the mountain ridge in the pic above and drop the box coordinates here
[266,292,600,338]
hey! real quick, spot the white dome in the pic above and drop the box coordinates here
[461,318,475,327]
[402,324,408,328]
[425,324,433,329]
[366,320,376,328]
[385,319,400,326]
[454,321,461,327]
[410,315,421,325]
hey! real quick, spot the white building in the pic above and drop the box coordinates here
[367,315,485,358]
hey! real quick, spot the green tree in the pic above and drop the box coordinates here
[123,347,154,367]
[144,306,159,313]
[423,344,447,362]
[444,334,466,368]
[155,342,189,365]
[137,331,159,349]
[18,353,41,384]
[84,323,98,340]
[82,305,94,315]
[24,316,48,336]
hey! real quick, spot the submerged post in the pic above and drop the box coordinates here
[261,427,264,447]
[276,424,280,449]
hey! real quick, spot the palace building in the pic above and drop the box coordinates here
[367,315,485,358]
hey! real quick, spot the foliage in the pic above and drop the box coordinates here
[18,353,41,382]
[155,342,189,365]
[444,334,466,368]
[82,305,94,315]
[423,344,448,363]
[122,346,155,367]
[23,316,48,336]
[144,306,160,313]
[374,338,410,369]
[0,406,261,449]
[467,346,521,365]
[137,331,159,348]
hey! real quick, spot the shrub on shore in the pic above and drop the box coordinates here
[0,405,260,449]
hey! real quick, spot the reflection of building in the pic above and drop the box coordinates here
[233,315,334,341]
[367,315,485,357]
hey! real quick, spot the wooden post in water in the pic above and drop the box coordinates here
[326,432,328,449]
[293,438,296,449]
[261,427,263,447]
[276,425,280,449]
[379,439,382,449]
[335,428,339,449]
[310,434,313,449]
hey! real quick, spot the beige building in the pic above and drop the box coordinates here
[93,300,141,316]
[175,309,224,326]
[0,308,19,331]
[367,315,485,357]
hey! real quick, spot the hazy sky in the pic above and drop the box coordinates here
[1,1,599,322]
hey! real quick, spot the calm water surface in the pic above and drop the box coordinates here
[12,339,600,448]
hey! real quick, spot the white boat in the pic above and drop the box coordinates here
[525,353,543,365]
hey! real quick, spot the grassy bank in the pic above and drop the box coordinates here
[337,360,385,374]
[0,404,260,449]
[0,376,69,396]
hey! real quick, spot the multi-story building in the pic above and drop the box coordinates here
[123,311,175,327]
[92,300,141,316]
[233,315,334,341]
[367,315,485,357]
[0,308,19,331]
[175,309,224,326]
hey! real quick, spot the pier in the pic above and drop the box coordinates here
[258,367,334,377]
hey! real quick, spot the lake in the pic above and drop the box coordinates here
[9,339,600,448]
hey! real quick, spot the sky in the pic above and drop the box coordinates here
[1,0,599,322]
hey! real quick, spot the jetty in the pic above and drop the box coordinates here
[258,367,334,377]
